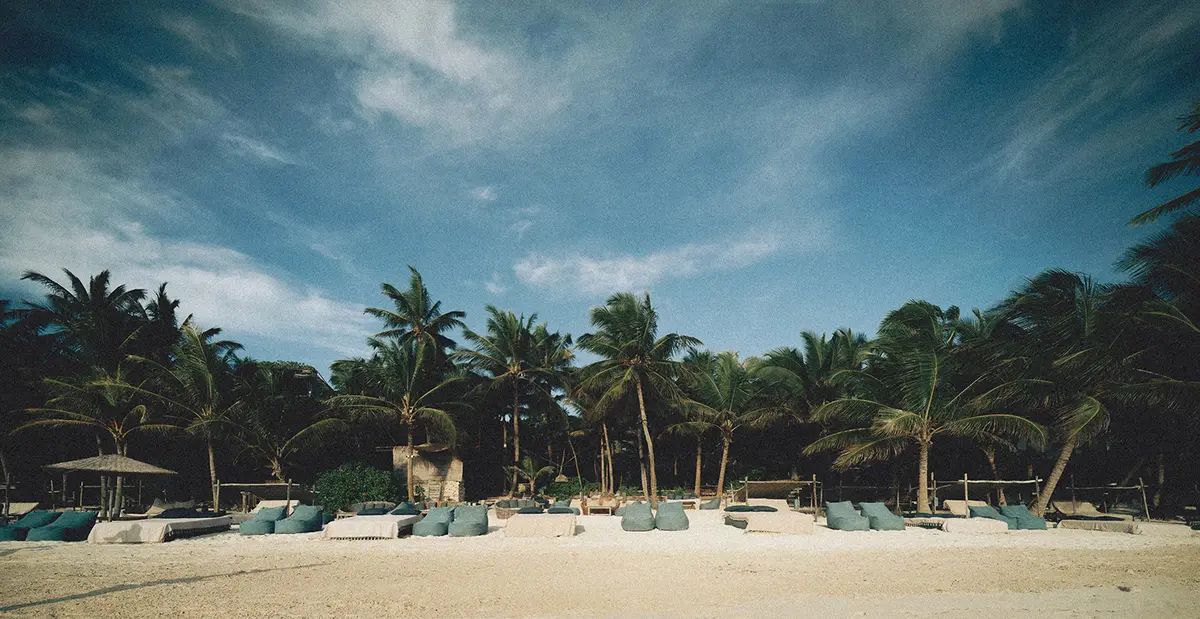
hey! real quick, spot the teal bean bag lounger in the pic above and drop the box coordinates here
[998,504,1047,530]
[968,505,1017,530]
[240,506,288,535]
[274,505,324,534]
[655,502,689,531]
[27,510,98,541]
[858,502,905,531]
[0,510,61,541]
[389,503,422,516]
[621,501,656,532]
[699,497,721,510]
[547,501,579,515]
[825,501,870,531]
[448,505,489,537]
[413,506,454,537]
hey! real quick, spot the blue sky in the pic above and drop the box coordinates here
[1,0,1198,375]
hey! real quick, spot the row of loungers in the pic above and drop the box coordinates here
[0,510,98,541]
[324,504,491,540]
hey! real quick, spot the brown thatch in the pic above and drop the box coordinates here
[44,454,177,475]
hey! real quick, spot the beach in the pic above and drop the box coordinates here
[2,512,1198,617]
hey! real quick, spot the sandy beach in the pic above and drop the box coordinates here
[1,512,1198,618]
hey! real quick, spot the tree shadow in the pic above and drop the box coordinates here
[0,562,328,612]
[0,545,53,558]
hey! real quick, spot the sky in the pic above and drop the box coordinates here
[1,0,1198,377]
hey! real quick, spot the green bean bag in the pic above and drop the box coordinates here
[998,504,1047,530]
[654,502,689,531]
[724,505,754,512]
[968,505,1017,530]
[614,504,628,516]
[825,501,870,531]
[448,505,489,537]
[413,506,454,537]
[517,506,544,514]
[27,511,97,542]
[0,510,61,541]
[750,506,778,512]
[547,501,579,515]
[240,506,287,535]
[699,497,721,510]
[858,502,905,531]
[389,504,422,516]
[621,501,656,532]
[275,505,324,534]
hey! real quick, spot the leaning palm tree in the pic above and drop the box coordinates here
[577,292,701,508]
[805,301,1047,514]
[1131,100,1200,224]
[506,456,556,498]
[122,321,243,508]
[233,363,345,482]
[328,340,463,501]
[365,266,466,354]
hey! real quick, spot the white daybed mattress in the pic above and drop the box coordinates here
[88,516,232,544]
[322,514,422,540]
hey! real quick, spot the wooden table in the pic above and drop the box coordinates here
[585,505,613,515]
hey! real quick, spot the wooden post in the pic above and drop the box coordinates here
[930,473,936,513]
[214,479,221,512]
[811,474,818,512]
[286,479,293,515]
[963,473,970,518]
[1138,477,1151,521]
[78,481,84,510]
[1070,474,1077,512]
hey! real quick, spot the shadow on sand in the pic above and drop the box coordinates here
[0,562,327,612]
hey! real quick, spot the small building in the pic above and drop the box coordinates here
[391,447,464,502]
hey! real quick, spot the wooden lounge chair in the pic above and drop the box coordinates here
[1050,500,1134,521]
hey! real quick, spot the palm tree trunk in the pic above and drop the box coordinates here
[1153,450,1165,508]
[635,426,648,499]
[597,441,606,494]
[271,459,286,483]
[983,446,1006,505]
[635,377,659,508]
[917,440,931,514]
[207,438,219,510]
[510,383,521,497]
[693,435,703,498]
[406,423,416,503]
[1,447,11,518]
[1033,434,1077,517]
[602,422,613,494]
[716,434,730,499]
[566,436,584,493]
[115,442,125,518]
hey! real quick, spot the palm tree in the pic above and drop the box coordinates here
[234,363,345,482]
[672,351,775,497]
[1131,100,1200,224]
[328,340,463,501]
[753,329,871,416]
[577,292,701,508]
[454,307,571,496]
[506,456,556,498]
[805,301,1047,514]
[365,266,466,354]
[122,321,243,508]
[1001,270,1151,515]
[20,269,147,370]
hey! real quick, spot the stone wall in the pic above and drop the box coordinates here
[392,447,465,502]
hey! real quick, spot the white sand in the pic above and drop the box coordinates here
[1,511,1197,617]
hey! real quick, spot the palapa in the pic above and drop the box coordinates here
[44,454,176,476]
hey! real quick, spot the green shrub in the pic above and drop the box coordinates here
[544,480,601,500]
[313,462,402,515]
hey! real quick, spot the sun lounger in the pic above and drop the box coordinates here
[448,505,489,537]
[0,510,61,541]
[940,517,1008,533]
[239,506,288,535]
[723,509,814,534]
[274,505,324,534]
[942,499,989,517]
[27,510,98,541]
[621,501,656,532]
[654,501,689,531]
[2,502,40,521]
[824,501,870,531]
[504,513,576,538]
[858,502,905,531]
[1057,519,1141,534]
[1050,500,1134,521]
[88,515,232,543]
[322,513,423,539]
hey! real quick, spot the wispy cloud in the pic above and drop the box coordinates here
[221,133,297,165]
[161,14,240,60]
[513,231,804,297]
[484,272,507,295]
[471,185,497,201]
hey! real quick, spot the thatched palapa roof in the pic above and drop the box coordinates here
[44,454,177,475]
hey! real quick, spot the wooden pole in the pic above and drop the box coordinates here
[1070,474,1077,512]
[214,479,221,512]
[286,479,293,515]
[963,473,969,518]
[1138,477,1151,521]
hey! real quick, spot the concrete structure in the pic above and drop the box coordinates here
[391,447,464,502]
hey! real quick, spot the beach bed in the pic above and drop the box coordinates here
[504,513,576,538]
[903,516,1009,533]
[1058,519,1141,534]
[724,510,814,534]
[88,515,232,544]
[322,514,422,540]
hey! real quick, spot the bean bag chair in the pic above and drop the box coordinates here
[27,510,97,541]
[858,502,905,531]
[750,506,778,512]
[517,499,539,509]
[724,505,754,513]
[517,506,544,514]
[547,501,579,515]
[614,504,628,516]
[413,506,454,537]
[824,501,870,531]
[240,506,288,535]
[275,505,324,534]
[356,507,390,516]
[621,501,656,532]
[968,505,1017,530]
[699,497,721,510]
[389,503,422,516]
[0,510,61,541]
[655,502,689,531]
[448,505,489,537]
[999,504,1046,530]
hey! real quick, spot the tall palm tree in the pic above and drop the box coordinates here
[328,340,463,501]
[805,301,1046,514]
[1001,270,1151,515]
[577,292,701,508]
[365,266,466,354]
[1131,100,1200,224]
[454,307,572,496]
[20,269,147,370]
[234,363,345,482]
[753,329,871,416]
[506,456,556,498]
[672,351,775,497]
[123,322,243,508]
